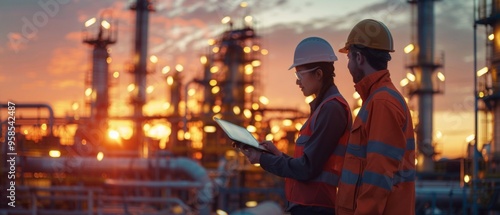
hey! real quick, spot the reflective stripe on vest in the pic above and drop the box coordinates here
[285,94,351,207]
[340,87,415,190]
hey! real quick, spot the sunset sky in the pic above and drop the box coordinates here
[0,0,482,158]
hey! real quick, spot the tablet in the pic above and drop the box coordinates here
[213,117,271,153]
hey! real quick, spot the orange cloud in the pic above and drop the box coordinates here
[47,46,87,75]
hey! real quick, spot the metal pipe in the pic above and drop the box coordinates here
[0,103,55,135]
[416,0,436,172]
[21,156,213,215]
[492,0,500,163]
[131,0,151,157]
[473,0,480,214]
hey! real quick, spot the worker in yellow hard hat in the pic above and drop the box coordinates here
[237,36,352,215]
[335,19,416,215]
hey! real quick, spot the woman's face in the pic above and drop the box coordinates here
[294,66,321,97]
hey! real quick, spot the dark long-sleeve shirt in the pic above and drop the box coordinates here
[259,85,349,181]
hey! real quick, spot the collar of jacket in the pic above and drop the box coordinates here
[308,84,341,112]
[354,70,391,101]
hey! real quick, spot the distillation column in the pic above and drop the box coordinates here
[130,0,153,157]
[83,19,116,132]
[410,0,442,172]
[491,0,500,159]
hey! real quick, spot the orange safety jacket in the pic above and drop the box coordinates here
[336,70,415,215]
[285,93,352,208]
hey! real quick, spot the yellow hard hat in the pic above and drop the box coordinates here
[289,37,338,70]
[339,19,395,53]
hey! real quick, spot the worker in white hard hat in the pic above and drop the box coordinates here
[238,36,352,215]
[335,19,416,215]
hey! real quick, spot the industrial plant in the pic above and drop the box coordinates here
[1,0,500,214]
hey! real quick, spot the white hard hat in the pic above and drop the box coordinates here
[289,37,338,70]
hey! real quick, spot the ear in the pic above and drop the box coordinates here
[315,69,324,80]
[356,52,365,65]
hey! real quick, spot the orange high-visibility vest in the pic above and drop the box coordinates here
[336,77,416,215]
[285,94,351,208]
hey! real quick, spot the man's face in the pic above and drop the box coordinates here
[347,50,364,83]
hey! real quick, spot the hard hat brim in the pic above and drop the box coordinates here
[338,46,348,54]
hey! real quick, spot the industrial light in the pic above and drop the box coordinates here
[96,152,104,161]
[436,130,443,139]
[85,17,96,27]
[211,86,220,94]
[305,96,314,104]
[101,20,110,29]
[261,49,269,55]
[163,102,170,110]
[243,47,251,53]
[479,92,485,98]
[113,71,120,78]
[209,79,217,86]
[149,55,158,64]
[353,107,361,117]
[245,85,254,93]
[72,102,79,111]
[254,114,262,121]
[207,39,215,46]
[49,150,61,158]
[221,16,231,24]
[216,209,228,215]
[240,2,248,8]
[210,66,219,73]
[243,109,252,118]
[251,60,261,67]
[247,125,256,133]
[465,134,475,143]
[489,33,494,41]
[127,84,135,92]
[259,96,269,105]
[252,45,260,51]
[437,72,445,81]
[252,103,259,110]
[166,76,174,85]
[353,92,360,99]
[271,125,280,133]
[233,106,241,115]
[146,86,154,94]
[265,134,274,140]
[283,119,292,126]
[400,78,410,87]
[295,123,303,131]
[477,66,488,77]
[464,175,470,183]
[204,125,216,133]
[41,123,47,131]
[404,44,414,53]
[184,132,191,140]
[406,73,416,82]
[200,56,207,64]
[175,64,184,72]
[245,16,253,25]
[245,201,258,207]
[108,130,120,140]
[85,88,92,96]
[162,66,170,74]
[245,64,253,75]
[213,105,221,113]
